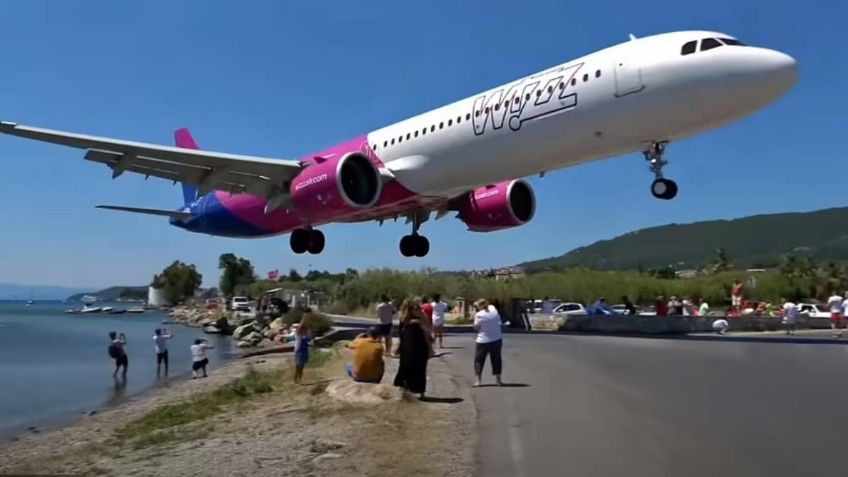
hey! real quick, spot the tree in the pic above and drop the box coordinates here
[218,253,256,296]
[151,261,202,305]
[706,247,732,274]
[288,269,302,282]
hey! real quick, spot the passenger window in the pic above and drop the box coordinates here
[485,107,490,113]
[398,136,403,143]
[547,86,553,93]
[525,93,531,101]
[456,116,461,124]
[558,82,564,90]
[700,38,722,51]
[582,74,588,82]
[681,40,697,55]
[439,122,444,129]
[536,90,542,97]
[414,131,419,138]
[475,110,481,117]
[431,125,435,132]
[406,133,410,140]
[391,138,395,145]
[448,119,453,126]
[466,113,471,120]
[422,128,427,135]
[495,103,500,111]
[595,70,601,78]
[571,78,577,86]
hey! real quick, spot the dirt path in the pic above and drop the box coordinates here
[0,343,476,476]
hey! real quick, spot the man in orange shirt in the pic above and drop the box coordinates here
[346,327,385,383]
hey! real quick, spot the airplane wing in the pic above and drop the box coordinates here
[0,121,303,198]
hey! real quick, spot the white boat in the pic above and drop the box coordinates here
[101,307,114,313]
[126,307,145,314]
[80,305,102,313]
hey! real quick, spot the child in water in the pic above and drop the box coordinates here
[293,308,312,384]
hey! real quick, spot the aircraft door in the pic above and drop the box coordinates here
[614,54,644,97]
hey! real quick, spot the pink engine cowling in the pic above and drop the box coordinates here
[289,153,382,222]
[457,179,536,232]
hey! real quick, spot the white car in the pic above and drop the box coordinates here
[552,303,587,316]
[796,303,830,319]
[230,296,251,312]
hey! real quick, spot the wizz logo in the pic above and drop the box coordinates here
[471,63,583,136]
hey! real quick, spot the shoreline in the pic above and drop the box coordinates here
[0,342,476,476]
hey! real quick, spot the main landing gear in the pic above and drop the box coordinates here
[644,141,677,200]
[399,214,429,258]
[290,228,325,254]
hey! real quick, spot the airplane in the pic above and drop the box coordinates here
[0,31,797,258]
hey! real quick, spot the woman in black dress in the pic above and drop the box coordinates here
[393,298,430,398]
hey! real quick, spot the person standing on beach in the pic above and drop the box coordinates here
[190,338,214,379]
[153,328,173,377]
[393,299,430,399]
[376,295,396,357]
[108,331,128,379]
[293,308,312,384]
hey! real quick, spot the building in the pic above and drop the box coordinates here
[495,267,525,281]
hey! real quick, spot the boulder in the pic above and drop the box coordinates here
[268,317,286,333]
[244,331,264,345]
[326,379,402,404]
[233,323,257,339]
[236,340,252,348]
[263,328,277,339]
[198,317,214,327]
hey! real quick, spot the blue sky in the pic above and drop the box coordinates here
[0,1,842,288]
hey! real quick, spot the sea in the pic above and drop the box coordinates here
[0,301,236,440]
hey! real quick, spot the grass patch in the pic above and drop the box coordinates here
[115,366,278,447]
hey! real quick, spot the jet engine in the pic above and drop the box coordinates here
[456,179,536,232]
[289,153,382,222]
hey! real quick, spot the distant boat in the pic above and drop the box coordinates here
[126,307,145,314]
[101,307,114,313]
[80,304,102,314]
[108,309,126,315]
[25,300,33,306]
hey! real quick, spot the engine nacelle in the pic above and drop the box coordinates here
[289,153,382,222]
[457,179,536,232]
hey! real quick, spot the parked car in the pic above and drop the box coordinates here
[205,298,221,310]
[230,296,251,312]
[552,302,587,315]
[797,303,830,319]
[610,304,640,315]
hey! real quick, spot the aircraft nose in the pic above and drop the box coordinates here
[742,48,798,93]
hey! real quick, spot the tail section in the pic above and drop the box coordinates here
[174,128,199,205]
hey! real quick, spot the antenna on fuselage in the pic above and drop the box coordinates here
[629,33,637,41]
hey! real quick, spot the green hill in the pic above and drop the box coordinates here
[520,207,848,272]
[66,286,147,303]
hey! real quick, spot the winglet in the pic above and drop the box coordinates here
[629,33,638,41]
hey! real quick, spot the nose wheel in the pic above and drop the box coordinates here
[644,141,677,200]
[290,228,325,254]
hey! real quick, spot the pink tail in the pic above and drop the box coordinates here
[174,128,199,203]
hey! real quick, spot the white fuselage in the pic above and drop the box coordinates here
[368,30,797,197]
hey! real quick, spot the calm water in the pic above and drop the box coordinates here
[0,301,236,439]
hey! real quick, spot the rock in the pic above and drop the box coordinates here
[86,410,98,417]
[233,323,256,339]
[237,341,252,348]
[312,453,343,464]
[263,328,277,339]
[269,317,286,332]
[325,379,402,404]
[198,317,214,327]
[310,438,347,454]
[244,331,264,345]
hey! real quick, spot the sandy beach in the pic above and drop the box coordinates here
[0,343,475,476]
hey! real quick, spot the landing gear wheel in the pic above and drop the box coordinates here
[307,230,325,254]
[413,235,430,257]
[399,234,430,257]
[290,229,310,254]
[400,235,416,257]
[651,179,678,200]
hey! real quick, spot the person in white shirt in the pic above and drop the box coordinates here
[431,294,449,349]
[153,327,173,378]
[782,299,800,335]
[191,338,214,379]
[472,299,503,387]
[827,292,844,338]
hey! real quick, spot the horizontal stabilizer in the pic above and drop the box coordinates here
[96,205,191,220]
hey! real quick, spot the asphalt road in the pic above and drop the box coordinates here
[440,332,848,477]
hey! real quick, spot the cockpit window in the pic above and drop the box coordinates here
[718,38,746,46]
[681,40,697,55]
[700,38,722,51]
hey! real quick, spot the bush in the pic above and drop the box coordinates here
[282,308,333,337]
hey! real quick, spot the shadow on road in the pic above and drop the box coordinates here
[474,383,530,388]
[419,396,464,404]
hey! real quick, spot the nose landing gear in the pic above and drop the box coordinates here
[290,228,325,254]
[644,141,677,200]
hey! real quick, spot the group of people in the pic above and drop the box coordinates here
[107,327,215,381]
[654,296,710,317]
[338,295,505,399]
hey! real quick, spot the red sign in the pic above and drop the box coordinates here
[267,269,279,280]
